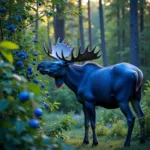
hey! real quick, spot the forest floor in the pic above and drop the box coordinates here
[65,129,150,150]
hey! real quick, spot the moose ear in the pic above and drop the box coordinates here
[55,77,64,88]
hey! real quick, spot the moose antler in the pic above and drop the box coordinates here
[43,38,101,62]
[43,38,74,60]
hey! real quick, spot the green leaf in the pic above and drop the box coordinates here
[27,83,40,95]
[0,41,19,50]
[0,50,13,63]
[0,100,9,112]
[16,121,25,134]
[21,134,34,143]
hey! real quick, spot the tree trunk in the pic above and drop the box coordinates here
[79,0,85,53]
[130,0,139,67]
[117,4,121,62]
[35,2,39,40]
[88,0,92,50]
[99,0,107,66]
[139,0,144,32]
[47,0,50,42]
[121,1,125,54]
[54,4,65,42]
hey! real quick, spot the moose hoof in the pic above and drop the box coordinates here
[92,141,98,147]
[82,140,89,145]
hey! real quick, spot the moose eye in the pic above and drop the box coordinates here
[58,64,63,68]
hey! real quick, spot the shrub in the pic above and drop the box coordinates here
[143,81,150,137]
[0,41,73,150]
[96,123,109,136]
[109,120,127,137]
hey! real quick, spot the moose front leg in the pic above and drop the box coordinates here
[82,105,90,144]
[85,101,98,147]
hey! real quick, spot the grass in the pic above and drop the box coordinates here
[65,131,150,150]
[43,111,150,149]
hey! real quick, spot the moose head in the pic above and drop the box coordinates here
[37,38,101,87]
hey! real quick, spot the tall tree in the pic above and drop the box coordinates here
[121,0,125,56]
[35,1,39,40]
[117,2,121,62]
[99,0,107,66]
[139,0,144,32]
[88,0,92,49]
[47,0,50,42]
[130,0,139,67]
[54,4,65,42]
[79,0,85,53]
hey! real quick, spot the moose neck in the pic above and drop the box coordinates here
[64,64,84,93]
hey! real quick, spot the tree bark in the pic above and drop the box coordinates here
[130,0,139,67]
[54,4,65,42]
[79,0,85,53]
[140,0,144,32]
[117,4,121,62]
[35,2,39,40]
[121,1,125,53]
[88,0,92,50]
[99,0,107,66]
[47,0,50,42]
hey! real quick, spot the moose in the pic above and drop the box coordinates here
[37,38,145,147]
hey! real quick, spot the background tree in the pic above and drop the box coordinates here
[99,0,107,66]
[117,0,121,62]
[79,0,85,53]
[130,0,139,67]
[35,1,39,40]
[54,3,65,42]
[88,0,92,49]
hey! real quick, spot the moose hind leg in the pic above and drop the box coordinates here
[119,102,135,147]
[85,101,98,147]
[131,100,145,144]
[82,105,90,144]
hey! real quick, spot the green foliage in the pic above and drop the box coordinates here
[0,42,73,149]
[96,123,109,136]
[143,81,150,137]
[44,115,76,139]
[109,120,127,137]
[52,86,82,113]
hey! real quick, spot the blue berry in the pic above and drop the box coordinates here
[33,78,38,84]
[11,68,15,72]
[41,84,45,89]
[7,24,15,30]
[33,39,38,43]
[44,103,50,109]
[33,62,36,65]
[18,27,22,31]
[20,64,24,68]
[16,15,22,21]
[17,61,23,66]
[38,2,42,6]
[29,119,39,128]
[35,73,38,76]
[0,8,6,13]
[34,108,43,117]
[27,66,32,71]
[18,91,30,102]
[11,28,15,32]
[32,30,36,33]
[33,52,38,56]
[46,92,50,96]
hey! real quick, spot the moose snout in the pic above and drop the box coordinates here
[37,63,44,70]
